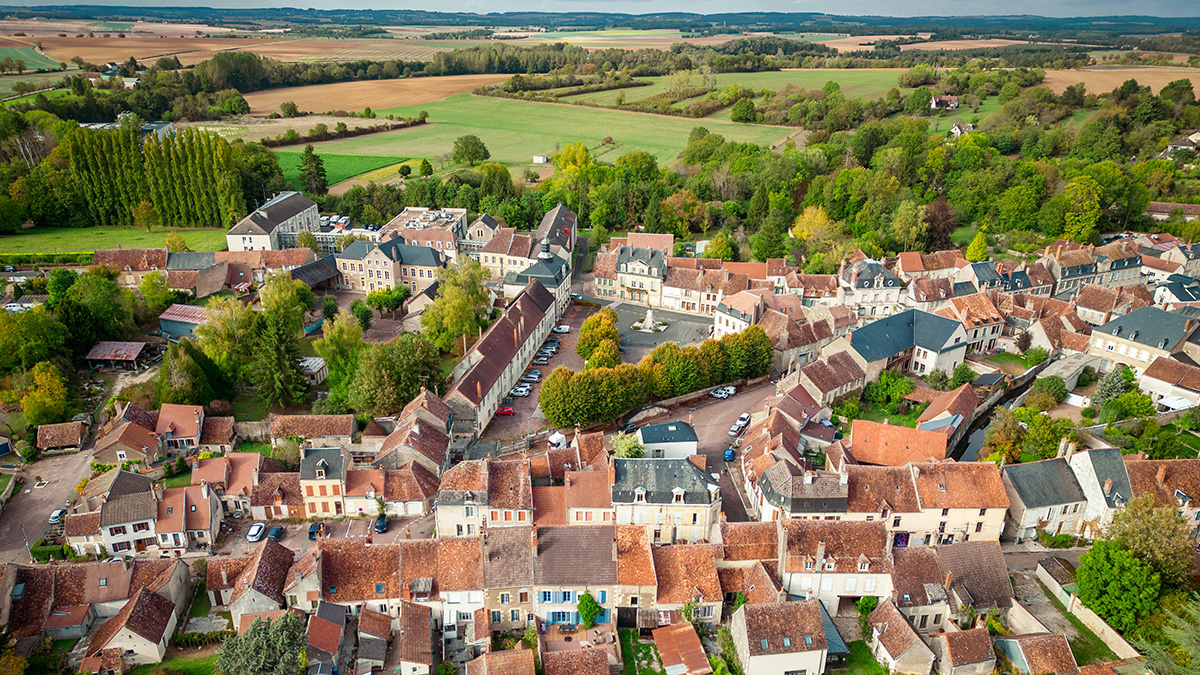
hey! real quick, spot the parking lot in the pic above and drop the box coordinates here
[215,512,434,557]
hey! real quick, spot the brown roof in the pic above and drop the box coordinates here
[653,544,723,604]
[346,469,386,497]
[52,561,135,609]
[783,520,891,574]
[912,462,1008,509]
[321,539,401,602]
[939,293,1004,329]
[399,388,453,426]
[1143,356,1200,392]
[270,414,355,439]
[437,537,484,593]
[237,609,293,635]
[869,599,923,659]
[544,647,612,675]
[358,607,391,639]
[1025,263,1055,287]
[193,452,262,497]
[439,458,487,492]
[916,384,980,430]
[721,521,778,562]
[385,462,440,502]
[45,603,91,629]
[399,540,438,601]
[234,539,295,604]
[465,649,536,675]
[482,525,534,589]
[9,566,54,636]
[1123,457,1200,508]
[741,601,827,656]
[849,420,948,466]
[1007,633,1080,675]
[307,614,343,656]
[200,416,236,445]
[397,600,434,665]
[942,627,995,666]
[936,541,1012,609]
[250,472,303,507]
[89,587,175,655]
[910,276,954,303]
[801,351,865,395]
[261,247,317,268]
[64,511,102,537]
[532,485,567,526]
[481,227,535,258]
[653,622,713,675]
[156,403,203,439]
[891,547,945,607]
[489,459,533,510]
[1141,255,1181,273]
[593,251,617,280]
[719,562,781,605]
[616,524,656,586]
[37,421,84,449]
[94,421,158,458]
[378,417,449,469]
[94,248,167,272]
[613,232,675,254]
[564,470,611,510]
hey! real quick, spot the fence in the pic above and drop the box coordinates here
[233,421,271,441]
[1008,601,1049,635]
[1036,560,1140,660]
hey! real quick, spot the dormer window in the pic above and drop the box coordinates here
[825,561,835,571]
[805,560,814,570]
[99,578,107,587]
[783,637,792,648]
[761,639,768,651]
[859,561,868,572]
[672,487,684,504]
[635,487,646,503]
[938,483,946,492]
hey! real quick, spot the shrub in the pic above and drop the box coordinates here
[1024,347,1049,365]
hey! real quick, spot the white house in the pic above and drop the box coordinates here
[226,191,320,252]
[730,601,828,675]
[636,421,699,459]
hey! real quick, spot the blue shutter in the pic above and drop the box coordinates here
[599,590,607,604]
[574,612,580,625]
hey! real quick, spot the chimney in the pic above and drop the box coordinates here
[999,454,1006,469]
[612,535,618,562]
[815,541,826,569]
[944,571,953,591]
[476,381,482,399]
[153,484,163,501]
[565,474,572,489]
[531,527,538,557]
[1103,478,1113,495]
[1056,437,1068,459]
[803,472,814,485]
[1056,244,1063,261]
[221,565,228,586]
[200,482,209,499]
[1065,442,1077,462]
[1157,464,1168,487]
[688,414,694,428]
[838,471,849,486]
[513,327,519,347]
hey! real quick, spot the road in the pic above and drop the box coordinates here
[0,452,92,564]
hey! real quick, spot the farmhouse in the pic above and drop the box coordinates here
[226,191,320,252]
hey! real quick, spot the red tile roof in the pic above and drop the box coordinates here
[37,421,84,449]
[251,472,303,507]
[397,600,434,665]
[89,587,175,655]
[942,627,995,666]
[564,470,611,510]
[269,414,355,439]
[849,420,948,466]
[358,607,392,639]
[466,649,536,675]
[1123,457,1200,509]
[916,384,980,430]
[869,599,923,658]
[1008,633,1080,675]
[94,248,167,272]
[193,453,262,497]
[653,544,723,604]
[653,622,713,675]
[156,403,203,439]
[616,525,656,586]
[543,647,611,675]
[64,511,102,537]
[532,485,566,526]
[740,601,827,656]
[721,521,778,562]
[320,539,401,602]
[489,459,533,510]
[782,520,891,574]
[385,462,440,502]
[912,462,1009,509]
[307,614,343,656]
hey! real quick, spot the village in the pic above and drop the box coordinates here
[0,184,1197,675]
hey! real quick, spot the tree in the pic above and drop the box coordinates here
[949,363,977,388]
[22,361,68,427]
[65,274,132,340]
[923,198,957,250]
[297,144,327,196]
[314,309,364,410]
[612,432,645,458]
[260,274,315,337]
[452,135,491,166]
[891,200,927,252]
[1031,376,1067,404]
[905,87,933,115]
[139,272,178,312]
[215,608,306,675]
[0,653,27,675]
[163,230,187,253]
[273,437,301,471]
[703,231,736,261]
[346,334,443,415]
[983,407,1024,463]
[965,231,988,262]
[46,268,77,308]
[321,294,340,321]
[730,97,756,123]
[577,592,603,629]
[1133,597,1200,675]
[1024,347,1048,365]
[1015,331,1032,352]
[419,158,433,176]
[399,164,412,177]
[280,101,299,118]
[366,287,409,320]
[578,308,620,360]
[1076,540,1160,633]
[248,313,308,409]
[752,206,789,261]
[195,296,260,381]
[421,261,492,352]
[159,338,231,406]
[133,200,159,232]
[587,339,621,370]
[296,230,319,253]
[1106,494,1195,589]
[1063,175,1102,243]
[350,299,373,331]
[1092,367,1132,410]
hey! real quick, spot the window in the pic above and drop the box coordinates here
[375,583,385,595]
[511,609,520,622]
[783,637,792,648]
[933,614,942,625]
[501,593,510,605]
[941,508,949,517]
[893,517,901,527]
[133,522,149,532]
[464,506,476,517]
[491,611,501,623]
[919,614,928,628]
[99,578,107,587]
[540,591,552,603]
[938,522,946,533]
[858,561,868,571]
[845,578,856,592]
[975,522,983,533]
[864,578,876,592]
[761,639,769,651]
[599,590,607,604]
[630,596,638,606]
[109,526,127,536]
[519,592,529,603]
[979,508,987,516]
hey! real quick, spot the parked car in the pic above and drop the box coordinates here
[619,422,637,434]
[510,386,532,398]
[496,406,517,416]
[48,508,67,524]
[521,373,541,383]
[532,357,550,366]
[267,526,284,541]
[374,515,388,533]
[729,423,744,437]
[308,523,324,540]
[710,389,729,400]
[552,325,571,334]
[247,523,266,542]
[723,448,736,462]
[571,293,583,300]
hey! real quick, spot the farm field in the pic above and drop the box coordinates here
[299,93,790,168]
[222,38,458,63]
[564,68,908,107]
[516,28,786,49]
[0,70,72,97]
[1040,66,1200,94]
[9,35,288,66]
[0,226,229,254]
[901,38,1041,50]
[274,151,408,187]
[0,40,68,70]
[0,18,255,38]
[815,33,931,50]
[240,73,508,115]
[2,88,72,105]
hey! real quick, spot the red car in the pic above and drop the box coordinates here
[496,406,517,416]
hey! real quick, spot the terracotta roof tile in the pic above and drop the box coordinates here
[378,417,449,468]
[251,472,304,507]
[912,462,1009,509]
[193,452,261,497]
[385,462,440,502]
[156,403,203,439]
[652,623,713,675]
[397,600,434,665]
[270,414,355,439]
[849,420,948,466]
[37,421,84,449]
[869,599,922,658]
[890,547,944,607]
[489,459,533,510]
[89,587,175,655]
[94,248,167,272]
[320,539,401,602]
[359,607,391,639]
[307,614,343,656]
[64,511,102,537]
[200,416,235,445]
[465,649,536,675]
[653,544,723,604]
[721,521,778,562]
[544,646,612,675]
[399,388,453,427]
[1123,457,1200,509]
[437,537,484,592]
[564,470,611,510]
[616,525,655,586]
[783,520,891,574]
[740,601,827,656]
[916,384,980,430]
[942,627,995,666]
[532,485,567,526]
[1007,633,1079,675]
[936,541,1012,609]
[400,540,438,601]
[9,566,54,636]
[93,421,158,458]
[346,469,386,497]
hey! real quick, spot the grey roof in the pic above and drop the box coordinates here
[973,373,1005,387]
[935,541,1012,609]
[510,247,569,288]
[357,635,387,663]
[316,601,348,624]
[472,213,502,232]
[1081,448,1132,509]
[612,458,716,505]
[299,447,347,482]
[1002,271,1032,292]
[165,251,215,270]
[291,255,340,287]
[99,491,157,526]
[818,601,849,656]
[536,203,577,253]
[483,525,534,588]
[1162,277,1200,303]
[849,309,963,363]
[759,463,848,515]
[1003,458,1085,509]
[335,240,446,268]
[841,260,902,290]
[952,281,978,297]
[638,421,698,445]
[228,191,316,236]
[532,525,616,586]
[614,245,667,278]
[969,261,1002,286]
[1097,307,1193,351]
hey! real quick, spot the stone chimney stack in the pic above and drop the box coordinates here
[1157,464,1168,488]
[1103,478,1113,495]
[531,527,538,558]
[1065,442,1077,462]
[815,541,826,569]
[221,565,228,586]
[803,472,814,486]
[944,571,953,591]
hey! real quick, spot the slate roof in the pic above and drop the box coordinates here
[612,458,717,505]
[842,259,903,290]
[536,203,577,253]
[100,491,157,526]
[638,421,698,445]
[299,447,347,481]
[336,239,447,268]
[82,467,153,504]
[740,601,827,656]
[1074,448,1132,508]
[533,526,617,586]
[228,191,316,236]
[291,254,340,286]
[936,541,1012,609]
[1095,307,1193,351]
[849,309,963,363]
[759,463,848,514]
[1004,458,1085,509]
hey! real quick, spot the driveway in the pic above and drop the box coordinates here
[217,512,435,558]
[0,452,93,563]
[1002,544,1085,573]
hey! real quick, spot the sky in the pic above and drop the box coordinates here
[8,0,1198,17]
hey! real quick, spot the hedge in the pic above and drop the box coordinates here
[0,252,94,265]
[259,118,426,148]
[171,630,233,648]
[31,544,68,562]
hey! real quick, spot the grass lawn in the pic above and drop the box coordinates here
[311,93,795,168]
[950,224,977,246]
[987,353,1028,366]
[0,226,228,254]
[619,629,664,675]
[563,69,909,106]
[857,401,926,428]
[192,291,237,307]
[0,473,11,495]
[232,394,271,422]
[163,468,193,489]
[1161,424,1200,457]
[129,654,217,675]
[188,580,211,620]
[51,638,78,653]
[3,88,71,106]
[0,70,73,97]
[1035,579,1118,665]
[299,335,318,357]
[440,354,458,378]
[274,151,407,187]
[928,96,1004,133]
[845,641,889,675]
[235,440,274,457]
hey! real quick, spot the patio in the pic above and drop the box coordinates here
[542,624,620,665]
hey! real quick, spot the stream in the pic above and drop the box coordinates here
[952,373,1039,461]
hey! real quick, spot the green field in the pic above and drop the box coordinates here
[0,226,228,254]
[300,93,790,168]
[0,69,70,97]
[0,46,67,72]
[274,151,407,187]
[129,654,217,675]
[563,69,908,107]
[91,22,135,31]
[3,88,71,106]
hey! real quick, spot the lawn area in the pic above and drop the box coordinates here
[191,291,237,307]
[235,440,274,457]
[0,474,11,495]
[1160,424,1200,458]
[129,654,217,675]
[1035,579,1118,665]
[986,352,1031,376]
[3,88,71,106]
[563,68,909,106]
[0,226,228,254]
[50,638,78,653]
[619,629,664,675]
[928,96,1004,133]
[232,394,271,422]
[188,580,211,620]
[440,354,458,378]
[950,224,977,246]
[299,335,318,357]
[845,641,889,675]
[0,70,72,97]
[316,93,795,168]
[163,468,192,489]
[274,151,407,187]
[856,401,927,428]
